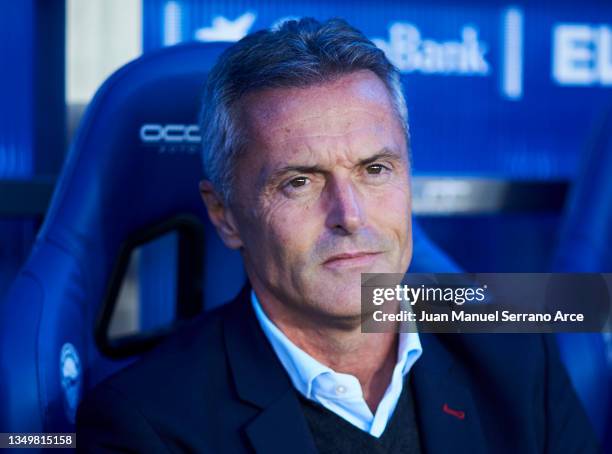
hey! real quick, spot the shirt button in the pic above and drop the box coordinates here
[335,385,347,395]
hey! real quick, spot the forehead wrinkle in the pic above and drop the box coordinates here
[262,120,403,173]
[267,129,389,150]
[250,114,405,178]
[263,119,393,154]
[262,107,392,138]
[273,143,403,179]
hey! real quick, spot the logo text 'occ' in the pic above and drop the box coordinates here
[140,124,202,143]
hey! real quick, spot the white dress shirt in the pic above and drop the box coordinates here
[251,290,423,437]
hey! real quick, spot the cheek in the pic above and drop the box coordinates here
[368,182,412,241]
[258,199,322,266]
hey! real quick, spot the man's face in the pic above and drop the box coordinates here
[225,70,412,322]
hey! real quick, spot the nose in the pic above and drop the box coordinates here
[324,177,366,235]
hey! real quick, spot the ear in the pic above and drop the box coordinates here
[199,180,244,250]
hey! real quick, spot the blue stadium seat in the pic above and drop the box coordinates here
[553,107,612,273]
[0,42,244,432]
[552,106,612,445]
[409,220,462,273]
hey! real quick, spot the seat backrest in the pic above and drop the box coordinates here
[553,107,612,273]
[0,42,248,432]
[552,106,612,442]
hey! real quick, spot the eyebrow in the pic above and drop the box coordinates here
[265,148,403,185]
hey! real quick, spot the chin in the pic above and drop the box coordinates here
[305,274,363,319]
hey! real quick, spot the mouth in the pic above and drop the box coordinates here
[322,251,382,270]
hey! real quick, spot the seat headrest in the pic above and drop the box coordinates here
[39,42,230,286]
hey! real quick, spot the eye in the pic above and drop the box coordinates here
[287,176,310,188]
[366,163,388,175]
[279,175,316,197]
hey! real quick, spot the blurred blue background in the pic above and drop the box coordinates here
[0,0,611,448]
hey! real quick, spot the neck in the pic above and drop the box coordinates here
[254,287,399,413]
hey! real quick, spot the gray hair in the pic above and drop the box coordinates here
[199,17,409,203]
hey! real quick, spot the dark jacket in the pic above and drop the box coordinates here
[77,286,600,453]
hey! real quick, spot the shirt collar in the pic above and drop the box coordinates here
[251,290,422,398]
